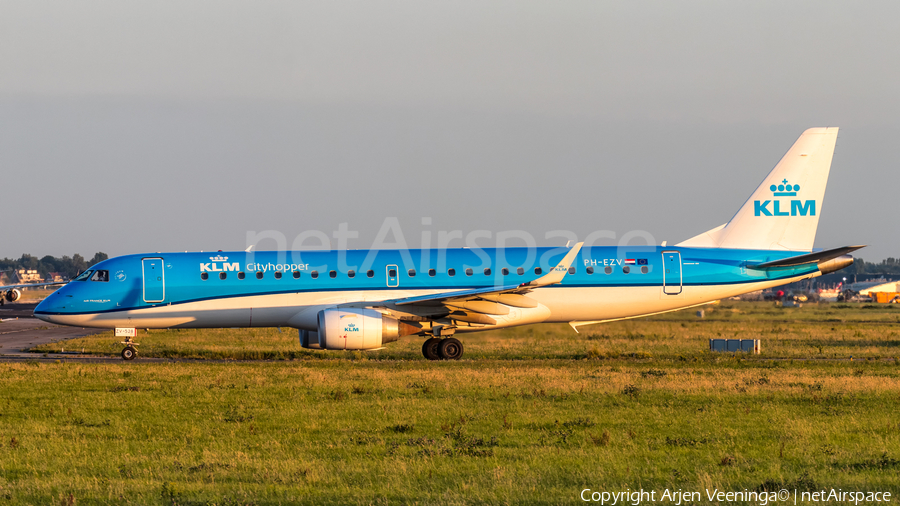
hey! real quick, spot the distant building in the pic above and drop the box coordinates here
[47,272,65,283]
[14,269,43,284]
[859,280,900,296]
[0,273,9,285]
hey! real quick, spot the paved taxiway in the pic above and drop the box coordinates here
[0,303,106,360]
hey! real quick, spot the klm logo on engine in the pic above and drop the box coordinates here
[344,323,360,332]
[754,179,815,217]
[200,255,240,272]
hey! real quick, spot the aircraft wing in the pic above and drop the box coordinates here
[392,284,524,306]
[363,243,584,326]
[391,242,583,305]
[0,281,67,290]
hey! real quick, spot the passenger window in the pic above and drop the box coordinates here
[428,269,436,277]
[484,268,491,276]
[465,268,473,276]
[517,267,524,275]
[219,272,227,280]
[238,272,246,280]
[604,266,613,275]
[256,271,264,280]
[311,271,319,279]
[501,268,509,275]
[448,268,456,277]
[623,266,630,274]
[568,267,576,275]
[389,269,397,277]
[586,266,594,274]
[367,270,374,278]
[329,270,337,278]
[292,271,301,279]
[201,272,209,280]
[534,267,542,275]
[641,266,649,274]
[90,270,109,282]
[274,271,282,279]
[348,270,355,278]
[408,269,416,277]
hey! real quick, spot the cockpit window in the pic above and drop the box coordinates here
[90,270,109,282]
[73,270,93,281]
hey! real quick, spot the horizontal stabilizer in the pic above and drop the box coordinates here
[748,245,865,269]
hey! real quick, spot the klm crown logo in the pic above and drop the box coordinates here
[209,255,229,262]
[771,179,800,197]
[754,179,815,217]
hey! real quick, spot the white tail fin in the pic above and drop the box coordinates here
[678,127,838,251]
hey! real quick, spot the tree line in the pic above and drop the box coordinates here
[0,253,109,281]
[840,257,900,275]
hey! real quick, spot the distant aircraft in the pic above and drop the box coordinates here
[0,277,66,305]
[36,128,862,360]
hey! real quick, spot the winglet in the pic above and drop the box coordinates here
[523,242,583,288]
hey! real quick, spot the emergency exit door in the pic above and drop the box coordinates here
[662,251,682,295]
[386,264,399,287]
[142,257,165,302]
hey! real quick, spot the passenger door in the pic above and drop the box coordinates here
[142,257,165,302]
[662,251,682,295]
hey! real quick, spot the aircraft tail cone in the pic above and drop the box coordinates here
[818,255,854,275]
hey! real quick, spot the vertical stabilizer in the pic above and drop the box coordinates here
[678,127,838,251]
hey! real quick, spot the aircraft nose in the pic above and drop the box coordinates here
[34,298,51,322]
[33,293,63,323]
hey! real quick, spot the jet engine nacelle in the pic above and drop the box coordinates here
[5,289,21,302]
[316,308,418,350]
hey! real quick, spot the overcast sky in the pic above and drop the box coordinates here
[1,1,898,261]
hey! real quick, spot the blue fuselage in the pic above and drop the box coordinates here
[35,246,818,330]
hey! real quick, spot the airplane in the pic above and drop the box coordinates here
[0,276,68,305]
[35,127,862,361]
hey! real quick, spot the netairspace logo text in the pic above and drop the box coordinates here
[580,488,892,505]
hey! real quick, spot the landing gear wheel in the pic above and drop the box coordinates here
[121,346,137,361]
[422,338,441,361]
[438,337,463,360]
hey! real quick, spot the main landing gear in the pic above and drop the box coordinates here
[421,337,464,361]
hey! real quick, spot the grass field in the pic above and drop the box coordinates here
[31,300,900,361]
[3,301,900,504]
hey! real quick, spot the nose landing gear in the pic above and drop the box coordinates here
[121,345,137,361]
[120,336,138,361]
[116,328,139,361]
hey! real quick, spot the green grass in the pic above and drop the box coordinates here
[32,301,900,361]
[4,301,900,504]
